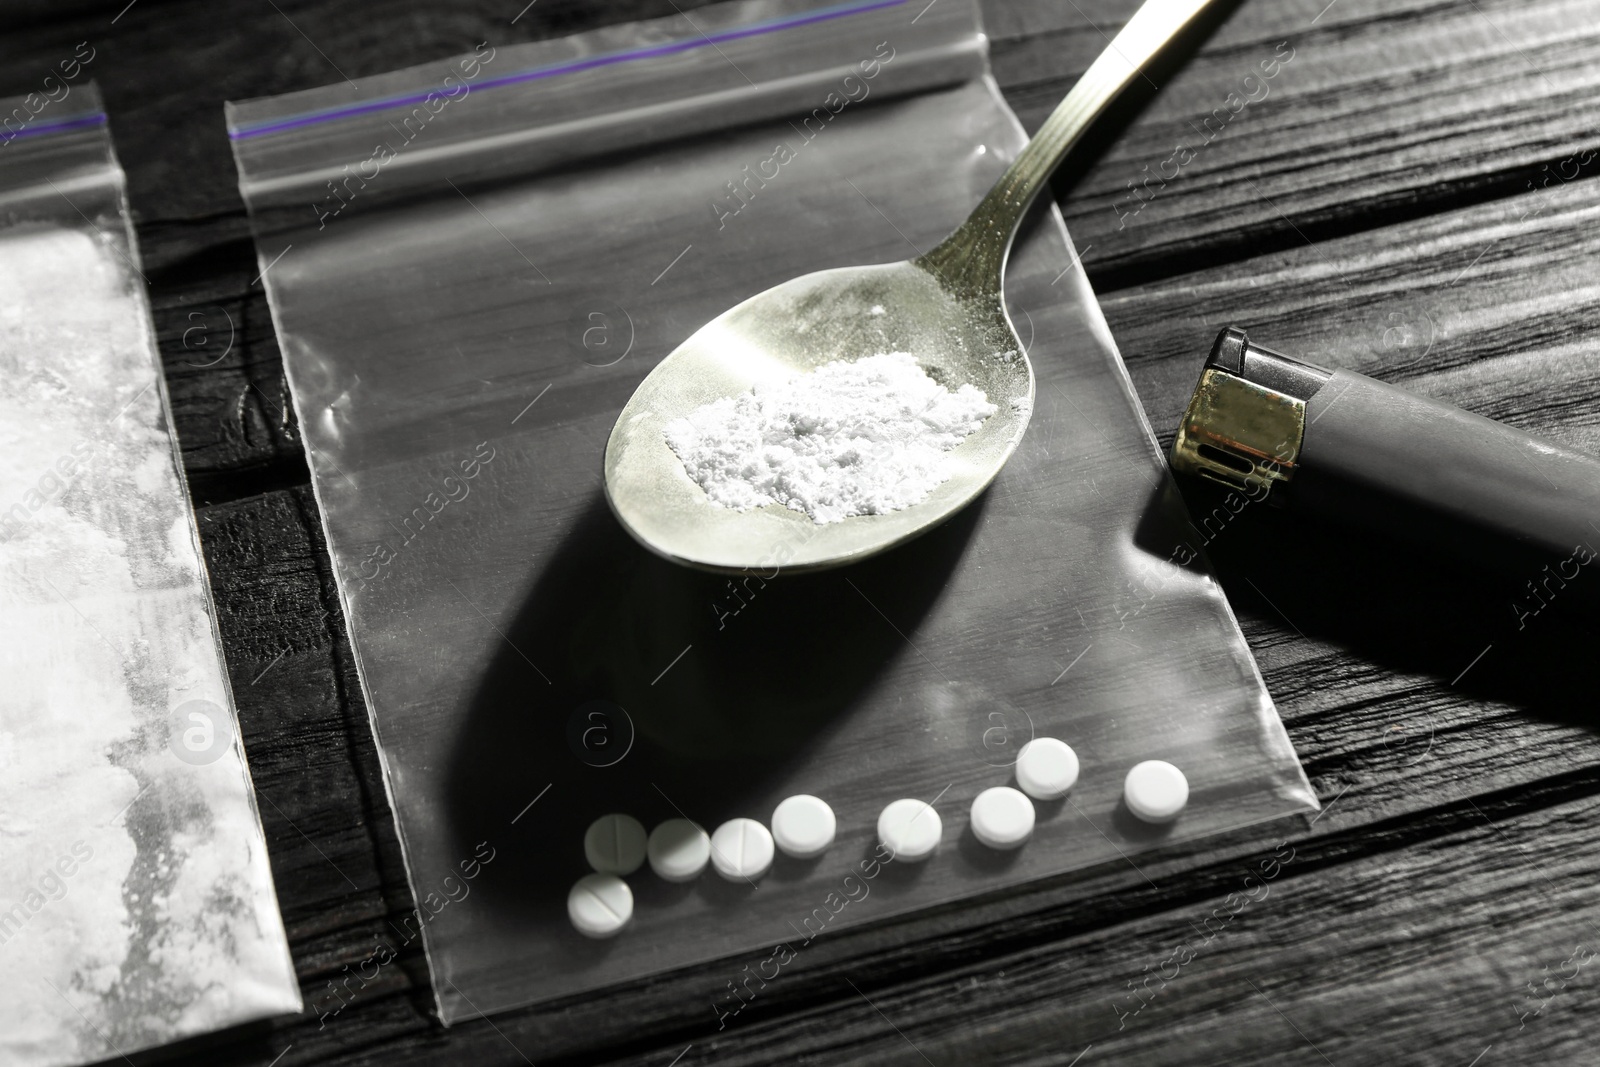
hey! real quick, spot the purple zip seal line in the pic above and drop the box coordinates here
[230,0,910,141]
[1,110,107,147]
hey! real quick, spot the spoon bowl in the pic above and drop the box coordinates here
[603,0,1215,573]
[604,261,1031,573]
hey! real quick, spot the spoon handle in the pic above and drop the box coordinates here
[918,0,1218,297]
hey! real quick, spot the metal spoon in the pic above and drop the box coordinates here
[605,0,1215,573]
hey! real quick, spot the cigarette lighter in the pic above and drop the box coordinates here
[1170,327,1600,584]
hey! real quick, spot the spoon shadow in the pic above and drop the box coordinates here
[442,487,988,914]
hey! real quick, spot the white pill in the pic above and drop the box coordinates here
[969,786,1035,850]
[647,818,711,882]
[567,873,633,939]
[877,798,942,862]
[584,813,647,875]
[771,794,836,859]
[709,818,775,881]
[1124,760,1189,823]
[1015,737,1080,800]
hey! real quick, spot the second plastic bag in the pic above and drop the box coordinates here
[228,0,1318,1024]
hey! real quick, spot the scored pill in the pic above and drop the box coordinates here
[584,813,647,875]
[709,817,775,882]
[568,873,633,939]
[770,794,836,860]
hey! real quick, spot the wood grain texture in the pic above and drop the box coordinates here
[4,0,1600,1064]
[574,772,1600,1066]
[995,0,1600,288]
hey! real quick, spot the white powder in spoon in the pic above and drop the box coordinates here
[664,352,997,524]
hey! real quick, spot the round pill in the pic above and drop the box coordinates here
[567,873,633,939]
[1124,760,1189,823]
[647,818,711,882]
[584,813,647,875]
[1015,736,1080,800]
[771,794,836,859]
[969,786,1035,850]
[709,818,775,881]
[877,798,942,862]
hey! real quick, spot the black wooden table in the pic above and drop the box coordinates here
[6,1,1599,1063]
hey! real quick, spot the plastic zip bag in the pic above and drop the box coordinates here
[228,0,1317,1024]
[0,83,299,1066]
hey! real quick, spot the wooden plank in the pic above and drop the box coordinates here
[148,228,307,499]
[1106,172,1600,455]
[991,0,1600,289]
[572,773,1600,1066]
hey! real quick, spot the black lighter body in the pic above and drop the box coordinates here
[1171,327,1600,599]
